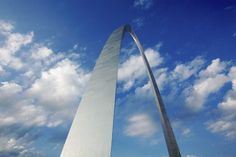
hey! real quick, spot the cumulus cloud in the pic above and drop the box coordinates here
[0,100,49,128]
[0,20,14,33]
[199,58,227,77]
[119,51,235,139]
[218,90,236,113]
[31,45,53,59]
[128,56,205,104]
[0,20,90,155]
[131,56,205,98]
[0,83,44,127]
[118,47,163,91]
[206,66,236,138]
[0,21,90,127]
[184,58,229,111]
[1,18,236,156]
[0,82,22,106]
[118,44,236,140]
[185,74,228,111]
[218,66,236,113]
[172,56,205,81]
[0,129,42,157]
[28,59,90,110]
[124,113,158,138]
[0,21,33,70]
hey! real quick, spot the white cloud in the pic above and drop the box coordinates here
[0,103,48,127]
[185,74,228,111]
[0,134,42,157]
[133,0,153,10]
[0,20,91,130]
[0,82,22,96]
[124,113,158,138]
[129,56,205,103]
[207,119,236,138]
[207,66,236,138]
[132,56,205,98]
[0,82,23,107]
[134,81,152,99]
[0,20,14,33]
[0,65,4,73]
[119,54,230,115]
[186,155,197,157]
[0,20,92,156]
[0,82,61,128]
[6,32,33,53]
[218,67,236,113]
[1,19,236,155]
[184,58,229,111]
[182,128,191,137]
[155,68,168,90]
[169,120,192,138]
[129,56,234,139]
[0,21,33,70]
[199,58,226,78]
[132,68,168,98]
[28,59,90,111]
[218,90,236,113]
[172,56,205,81]
[118,47,163,91]
[31,45,53,59]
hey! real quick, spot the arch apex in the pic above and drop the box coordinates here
[60,24,181,157]
[124,24,132,32]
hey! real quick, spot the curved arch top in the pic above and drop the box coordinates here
[60,25,181,157]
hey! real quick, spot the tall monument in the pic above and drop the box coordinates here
[60,25,181,157]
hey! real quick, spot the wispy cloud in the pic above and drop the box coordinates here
[186,155,197,157]
[124,113,158,138]
[132,17,145,29]
[224,5,236,13]
[182,128,191,137]
[133,0,153,10]
[233,32,236,37]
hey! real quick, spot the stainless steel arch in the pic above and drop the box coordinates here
[60,24,181,157]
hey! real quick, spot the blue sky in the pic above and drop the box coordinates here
[0,0,236,157]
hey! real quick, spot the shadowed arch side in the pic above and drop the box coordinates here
[60,25,181,157]
[125,24,181,157]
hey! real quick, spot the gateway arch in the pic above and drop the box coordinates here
[60,25,181,157]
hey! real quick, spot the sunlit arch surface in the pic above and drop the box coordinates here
[60,25,181,157]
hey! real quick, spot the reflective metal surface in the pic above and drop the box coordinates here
[60,26,125,157]
[60,24,181,157]
[128,27,181,157]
